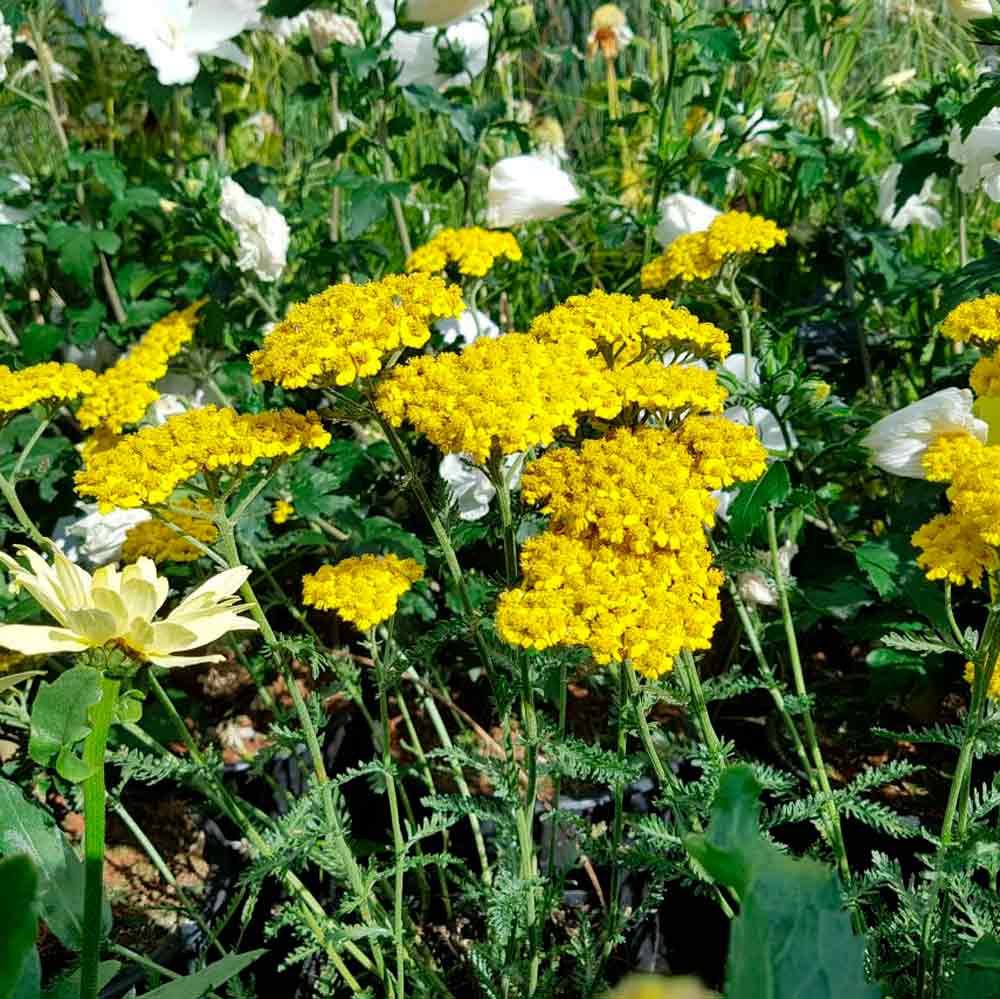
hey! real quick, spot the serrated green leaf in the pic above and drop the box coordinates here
[727,463,790,543]
[137,950,266,999]
[0,855,39,999]
[28,666,103,783]
[855,541,900,598]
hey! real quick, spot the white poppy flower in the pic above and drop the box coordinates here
[863,388,988,478]
[719,353,795,453]
[435,308,500,348]
[439,453,523,521]
[0,15,12,85]
[816,97,856,150]
[0,547,257,668]
[949,108,1000,201]
[485,154,580,228]
[383,11,489,89]
[949,0,992,23]
[737,541,798,609]
[261,13,309,41]
[219,178,289,282]
[878,164,942,231]
[653,192,720,248]
[53,504,152,568]
[102,0,264,86]
[400,0,488,27]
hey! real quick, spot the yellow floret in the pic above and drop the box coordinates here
[122,500,219,563]
[971,354,1000,398]
[964,659,1000,700]
[272,499,295,524]
[941,295,1000,345]
[912,512,998,587]
[406,227,522,278]
[0,362,97,415]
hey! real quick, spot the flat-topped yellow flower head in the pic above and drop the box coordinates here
[0,362,97,416]
[406,227,522,278]
[0,546,257,668]
[942,294,1000,346]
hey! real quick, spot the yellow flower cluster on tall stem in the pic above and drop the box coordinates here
[405,227,522,278]
[76,301,203,433]
[0,361,97,416]
[122,499,219,563]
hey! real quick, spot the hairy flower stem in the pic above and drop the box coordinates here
[602,664,629,966]
[766,510,854,902]
[516,649,541,995]
[372,631,407,999]
[727,273,754,387]
[214,504,390,985]
[79,673,120,999]
[678,650,723,763]
[546,660,569,879]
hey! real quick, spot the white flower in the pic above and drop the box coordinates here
[878,68,917,94]
[737,541,798,609]
[0,15,12,85]
[949,108,1000,201]
[383,11,489,89]
[0,548,258,668]
[950,0,992,23]
[485,154,580,228]
[308,11,363,50]
[719,353,793,453]
[148,374,209,425]
[878,164,942,231]
[816,97,856,150]
[219,178,289,282]
[401,0,488,27]
[102,0,263,86]
[435,308,499,347]
[653,192,720,248]
[863,388,988,478]
[261,12,310,41]
[53,504,152,568]
[439,453,523,521]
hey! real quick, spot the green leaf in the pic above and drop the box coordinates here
[950,936,1000,998]
[855,541,900,599]
[110,187,163,226]
[0,671,45,695]
[28,666,103,783]
[685,767,881,999]
[0,225,25,280]
[137,950,266,999]
[45,224,98,288]
[41,963,120,999]
[21,325,63,365]
[0,777,110,951]
[727,462,790,543]
[0,855,40,999]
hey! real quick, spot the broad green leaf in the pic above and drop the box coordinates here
[28,666,103,783]
[45,224,98,288]
[949,936,1000,999]
[855,541,900,599]
[10,947,40,999]
[0,855,39,999]
[727,462,791,543]
[21,325,63,365]
[686,767,881,999]
[137,950,266,999]
[0,778,110,951]
[0,225,25,280]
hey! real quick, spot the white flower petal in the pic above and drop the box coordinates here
[0,625,90,655]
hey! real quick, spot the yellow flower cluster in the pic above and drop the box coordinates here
[406,227,522,278]
[376,332,622,462]
[272,499,295,524]
[610,363,727,420]
[302,554,424,630]
[528,290,730,363]
[77,302,202,434]
[122,502,219,564]
[964,660,1000,700]
[676,415,770,488]
[641,211,787,290]
[941,295,1000,345]
[496,533,723,679]
[498,424,765,676]
[75,406,331,511]
[249,274,464,388]
[913,514,998,587]
[0,362,97,416]
[971,354,1000,398]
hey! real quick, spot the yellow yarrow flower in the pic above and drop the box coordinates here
[376,332,622,462]
[641,211,787,290]
[609,363,728,420]
[272,499,295,524]
[77,301,203,434]
[912,513,998,587]
[964,659,1000,700]
[676,415,769,488]
[406,227,522,278]
[970,354,1000,398]
[302,554,424,630]
[528,289,730,363]
[122,501,219,564]
[921,431,985,482]
[75,405,331,512]
[249,274,464,389]
[941,294,1000,345]
[0,362,97,416]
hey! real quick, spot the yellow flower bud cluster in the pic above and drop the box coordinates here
[272,499,295,524]
[406,227,522,278]
[0,362,97,416]
[75,405,331,511]
[497,423,766,677]
[528,289,730,363]
[76,302,203,434]
[122,500,219,564]
[249,274,464,389]
[302,553,424,630]
[940,294,1000,346]
[641,211,787,290]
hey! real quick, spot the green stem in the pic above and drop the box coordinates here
[80,673,120,999]
[603,664,628,963]
[677,650,723,763]
[0,470,47,546]
[490,455,519,584]
[517,651,540,994]
[546,660,569,880]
